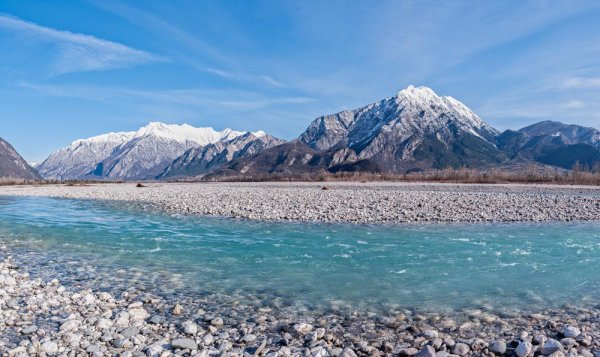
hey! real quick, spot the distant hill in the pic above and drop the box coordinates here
[0,137,40,180]
[497,121,600,169]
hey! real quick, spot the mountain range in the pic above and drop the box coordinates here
[207,86,600,179]
[2,85,600,181]
[36,122,270,180]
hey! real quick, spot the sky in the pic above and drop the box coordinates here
[1,1,600,162]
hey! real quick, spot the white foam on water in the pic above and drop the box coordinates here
[335,254,351,259]
[451,237,470,242]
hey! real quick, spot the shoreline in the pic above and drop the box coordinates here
[1,184,600,355]
[1,182,600,224]
[1,245,599,356]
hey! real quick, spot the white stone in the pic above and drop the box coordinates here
[562,325,581,338]
[516,341,532,357]
[41,341,59,354]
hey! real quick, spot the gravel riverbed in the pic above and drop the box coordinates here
[1,248,600,357]
[0,182,600,223]
[1,182,600,356]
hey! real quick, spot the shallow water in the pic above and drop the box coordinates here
[0,196,599,314]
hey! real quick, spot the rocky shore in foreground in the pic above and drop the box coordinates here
[1,253,600,357]
[1,182,600,223]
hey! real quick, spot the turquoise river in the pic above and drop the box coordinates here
[0,196,599,315]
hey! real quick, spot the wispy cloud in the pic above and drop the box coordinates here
[205,67,239,80]
[89,0,230,66]
[205,68,288,88]
[18,81,314,111]
[562,100,586,109]
[258,75,286,88]
[90,2,288,89]
[563,77,600,89]
[0,13,165,75]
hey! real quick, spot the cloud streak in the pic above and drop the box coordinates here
[0,14,165,75]
[18,81,314,111]
[563,77,600,89]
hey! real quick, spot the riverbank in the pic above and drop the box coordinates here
[1,190,600,356]
[0,182,600,223]
[1,248,600,357]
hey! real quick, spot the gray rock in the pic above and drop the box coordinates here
[534,335,548,345]
[21,325,38,334]
[559,338,576,348]
[112,338,126,348]
[182,320,199,335]
[202,333,214,346]
[432,338,443,350]
[416,346,436,357]
[41,341,58,355]
[145,341,170,357]
[471,339,488,351]
[562,325,581,338]
[120,327,138,339]
[86,344,102,354]
[244,334,257,343]
[452,343,470,356]
[547,352,565,357]
[60,319,81,332]
[489,340,507,355]
[211,317,224,327]
[422,330,439,339]
[402,347,419,356]
[542,339,563,355]
[128,307,149,321]
[340,349,358,357]
[516,341,532,357]
[293,323,313,335]
[149,315,164,324]
[172,338,198,351]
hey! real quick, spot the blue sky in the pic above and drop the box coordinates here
[1,1,600,162]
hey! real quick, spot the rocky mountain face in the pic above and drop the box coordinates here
[159,132,285,179]
[210,86,509,178]
[36,131,135,180]
[300,86,509,171]
[0,138,40,180]
[37,122,263,180]
[497,121,600,169]
[209,87,600,179]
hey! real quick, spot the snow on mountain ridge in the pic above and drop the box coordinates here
[395,85,496,136]
[297,85,504,172]
[37,122,263,180]
[133,122,246,146]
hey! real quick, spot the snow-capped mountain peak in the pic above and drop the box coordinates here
[37,122,268,180]
[252,130,267,138]
[133,122,245,146]
[71,131,136,146]
[300,85,499,153]
[394,85,494,135]
[397,85,438,101]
